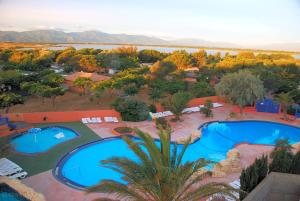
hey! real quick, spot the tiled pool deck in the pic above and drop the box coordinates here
[20,104,300,201]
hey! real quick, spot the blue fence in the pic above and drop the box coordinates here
[0,117,9,126]
[256,99,280,114]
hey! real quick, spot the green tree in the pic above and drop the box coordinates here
[78,55,99,72]
[200,99,213,117]
[112,98,149,122]
[21,82,65,106]
[215,70,265,114]
[239,155,268,200]
[123,83,139,96]
[138,49,162,63]
[190,81,215,98]
[269,139,294,173]
[0,92,24,113]
[0,70,23,90]
[275,92,294,120]
[163,50,193,69]
[41,86,66,106]
[73,77,92,95]
[192,50,207,67]
[291,151,300,174]
[88,129,236,201]
[163,91,192,121]
[41,73,64,87]
[150,61,176,78]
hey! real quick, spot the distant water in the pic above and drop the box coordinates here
[294,54,300,60]
[20,43,300,59]
[49,43,238,56]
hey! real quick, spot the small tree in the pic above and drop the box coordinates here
[269,139,294,173]
[275,92,294,120]
[291,151,300,174]
[0,92,24,113]
[163,91,192,121]
[123,83,139,96]
[112,98,149,122]
[73,77,92,95]
[200,99,213,117]
[42,86,66,107]
[215,70,265,115]
[240,155,268,200]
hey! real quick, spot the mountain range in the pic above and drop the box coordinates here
[0,30,299,52]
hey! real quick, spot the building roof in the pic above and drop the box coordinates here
[244,172,300,201]
[65,71,111,82]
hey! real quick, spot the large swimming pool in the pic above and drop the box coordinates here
[55,121,300,189]
[11,126,79,154]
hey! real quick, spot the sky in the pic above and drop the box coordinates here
[0,0,300,45]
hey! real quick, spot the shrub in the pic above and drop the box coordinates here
[114,127,133,134]
[269,139,294,173]
[112,98,149,122]
[149,104,157,113]
[123,84,139,96]
[240,155,268,200]
[200,99,213,117]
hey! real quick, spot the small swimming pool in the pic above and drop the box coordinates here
[55,121,300,189]
[11,126,79,154]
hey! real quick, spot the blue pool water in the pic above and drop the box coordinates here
[56,121,300,189]
[11,127,78,154]
[0,184,29,201]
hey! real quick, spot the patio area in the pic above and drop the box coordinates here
[3,105,300,201]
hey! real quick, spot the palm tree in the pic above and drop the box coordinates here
[275,92,294,120]
[87,129,237,201]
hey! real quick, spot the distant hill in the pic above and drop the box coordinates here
[0,30,299,52]
[0,30,168,45]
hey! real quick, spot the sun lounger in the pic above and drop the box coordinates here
[86,118,93,123]
[104,117,115,122]
[0,158,24,177]
[91,117,98,123]
[8,171,28,179]
[81,118,88,124]
[213,102,223,108]
[112,117,118,123]
[96,117,102,123]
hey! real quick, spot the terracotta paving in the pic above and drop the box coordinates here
[19,105,300,201]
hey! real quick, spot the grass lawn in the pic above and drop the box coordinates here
[0,122,101,176]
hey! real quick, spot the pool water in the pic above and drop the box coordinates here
[11,127,78,154]
[0,184,29,201]
[56,121,300,189]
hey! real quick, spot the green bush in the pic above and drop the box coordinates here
[240,155,268,200]
[123,84,139,96]
[149,104,157,113]
[200,99,213,117]
[112,98,149,122]
[114,127,133,134]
